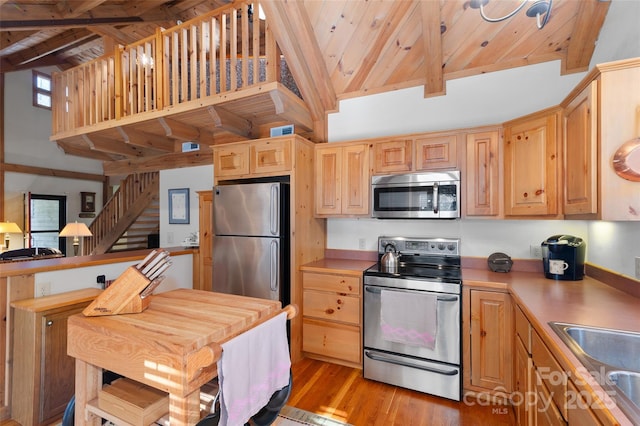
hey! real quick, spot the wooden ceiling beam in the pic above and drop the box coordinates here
[420,0,445,98]
[0,30,39,53]
[563,0,610,74]
[56,0,109,18]
[81,134,159,157]
[206,106,253,138]
[260,0,336,121]
[3,28,96,66]
[89,25,138,46]
[56,140,120,161]
[103,150,213,176]
[116,127,177,153]
[157,117,201,141]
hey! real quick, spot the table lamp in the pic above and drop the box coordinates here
[0,222,22,250]
[59,221,92,256]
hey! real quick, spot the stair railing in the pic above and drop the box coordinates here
[84,172,159,255]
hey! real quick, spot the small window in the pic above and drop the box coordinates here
[33,70,52,110]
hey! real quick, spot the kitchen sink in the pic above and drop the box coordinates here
[563,324,640,371]
[608,371,640,408]
[549,322,640,423]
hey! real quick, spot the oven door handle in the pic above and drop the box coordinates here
[365,286,458,302]
[365,350,459,376]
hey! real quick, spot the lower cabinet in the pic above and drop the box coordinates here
[11,289,101,426]
[301,270,362,367]
[464,286,513,397]
[514,303,604,426]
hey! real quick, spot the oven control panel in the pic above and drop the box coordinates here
[378,236,460,256]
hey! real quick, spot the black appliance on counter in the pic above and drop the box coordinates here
[541,235,586,280]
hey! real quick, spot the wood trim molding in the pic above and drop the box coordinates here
[1,72,4,222]
[1,162,104,182]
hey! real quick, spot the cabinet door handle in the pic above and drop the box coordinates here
[46,320,53,327]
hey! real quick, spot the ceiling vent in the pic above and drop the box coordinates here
[270,124,294,137]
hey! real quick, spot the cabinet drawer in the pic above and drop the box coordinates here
[515,304,531,354]
[303,319,361,364]
[535,369,567,426]
[532,330,567,420]
[303,291,360,324]
[567,381,603,426]
[302,272,360,295]
[250,139,292,174]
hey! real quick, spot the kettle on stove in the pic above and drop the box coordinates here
[381,243,400,273]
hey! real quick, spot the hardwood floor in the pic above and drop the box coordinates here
[289,358,516,426]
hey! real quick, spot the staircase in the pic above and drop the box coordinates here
[84,172,160,255]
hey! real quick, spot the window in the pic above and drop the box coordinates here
[33,70,52,109]
[30,194,67,254]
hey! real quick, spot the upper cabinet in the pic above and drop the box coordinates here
[213,137,293,180]
[315,143,370,217]
[503,108,561,217]
[415,134,458,171]
[373,139,412,174]
[563,81,598,216]
[561,58,640,220]
[372,132,460,175]
[464,129,502,217]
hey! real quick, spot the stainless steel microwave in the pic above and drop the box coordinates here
[371,171,460,219]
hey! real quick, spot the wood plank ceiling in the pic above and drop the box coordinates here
[0,0,611,171]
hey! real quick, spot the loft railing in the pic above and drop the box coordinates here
[52,0,278,135]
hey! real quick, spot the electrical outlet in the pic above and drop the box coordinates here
[635,257,640,279]
[358,238,366,250]
[530,244,543,258]
[36,282,51,297]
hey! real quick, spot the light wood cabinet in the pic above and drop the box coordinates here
[197,190,213,291]
[315,143,370,216]
[566,381,604,426]
[563,81,598,216]
[213,144,250,178]
[503,108,561,217]
[513,305,534,426]
[250,138,292,174]
[373,139,412,174]
[213,137,292,179]
[415,134,458,170]
[463,283,513,400]
[560,58,640,220]
[302,271,362,367]
[465,129,501,217]
[11,289,101,426]
[468,289,513,393]
[213,135,326,363]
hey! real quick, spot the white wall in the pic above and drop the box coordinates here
[35,252,193,296]
[159,165,213,247]
[325,0,640,279]
[3,68,105,251]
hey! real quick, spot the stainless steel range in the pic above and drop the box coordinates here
[363,236,462,401]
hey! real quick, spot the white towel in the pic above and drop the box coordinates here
[380,289,438,350]
[217,312,291,426]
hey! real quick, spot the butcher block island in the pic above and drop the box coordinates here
[67,289,295,425]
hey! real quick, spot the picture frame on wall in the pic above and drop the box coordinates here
[168,188,190,224]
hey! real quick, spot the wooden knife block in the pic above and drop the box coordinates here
[82,266,152,316]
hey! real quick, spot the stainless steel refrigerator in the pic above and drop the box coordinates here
[212,180,290,303]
